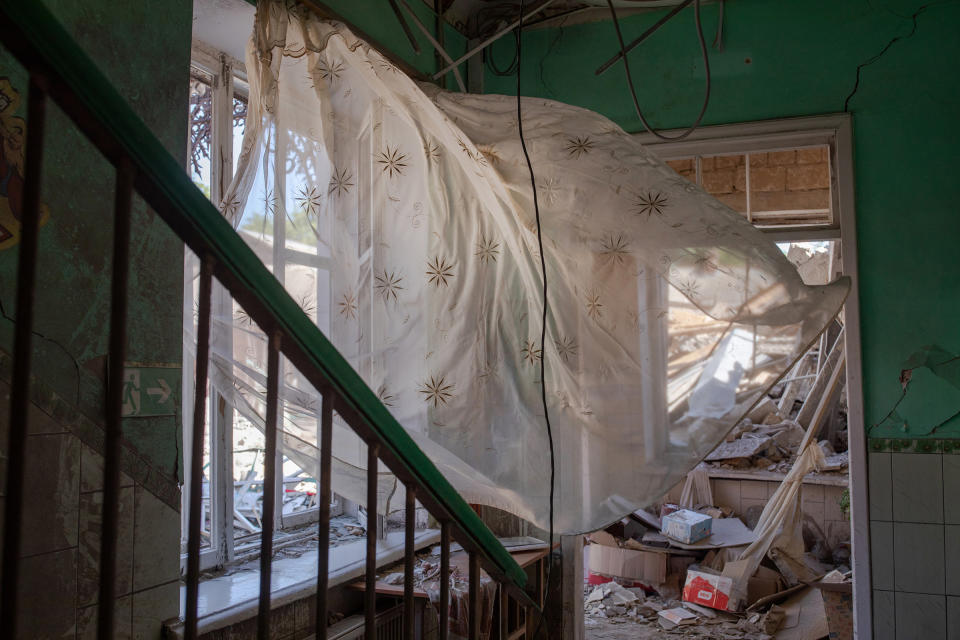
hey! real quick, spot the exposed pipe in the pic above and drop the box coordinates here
[398,0,468,91]
[431,0,561,80]
[595,0,695,75]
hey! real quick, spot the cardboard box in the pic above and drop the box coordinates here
[682,569,735,612]
[587,543,667,585]
[661,509,712,544]
[748,566,783,605]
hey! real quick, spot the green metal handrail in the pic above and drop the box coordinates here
[0,0,526,594]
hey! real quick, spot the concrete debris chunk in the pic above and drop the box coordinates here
[658,606,698,629]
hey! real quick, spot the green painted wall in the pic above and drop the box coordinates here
[287,0,470,81]
[0,1,192,480]
[484,0,960,438]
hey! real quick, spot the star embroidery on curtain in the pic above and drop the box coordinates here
[599,234,631,266]
[423,141,441,164]
[376,384,395,408]
[555,336,578,362]
[315,58,345,85]
[426,256,455,287]
[297,293,316,317]
[537,177,562,206]
[634,191,668,218]
[263,189,280,217]
[585,291,604,320]
[377,146,408,178]
[476,144,500,166]
[475,234,500,264]
[337,291,357,319]
[376,60,398,74]
[219,196,241,219]
[678,278,701,299]
[419,375,454,408]
[328,167,354,197]
[296,185,323,216]
[477,360,499,384]
[521,340,543,365]
[374,269,404,304]
[564,136,595,159]
[694,255,720,274]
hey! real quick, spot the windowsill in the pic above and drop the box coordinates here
[168,528,441,638]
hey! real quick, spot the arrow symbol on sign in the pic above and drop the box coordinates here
[147,379,172,404]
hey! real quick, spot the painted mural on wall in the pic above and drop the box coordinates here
[0,77,49,249]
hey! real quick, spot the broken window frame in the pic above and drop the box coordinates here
[182,43,343,573]
[638,115,872,635]
[637,117,850,242]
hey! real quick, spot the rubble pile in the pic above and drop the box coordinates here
[584,582,775,640]
[585,493,852,638]
[706,417,848,474]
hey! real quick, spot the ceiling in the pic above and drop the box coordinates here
[429,0,690,40]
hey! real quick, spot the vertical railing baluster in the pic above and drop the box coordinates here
[0,74,47,640]
[469,552,480,640]
[439,522,450,640]
[403,486,416,640]
[184,255,214,640]
[364,443,380,640]
[258,332,281,640]
[97,157,135,640]
[315,391,333,638]
[499,586,507,640]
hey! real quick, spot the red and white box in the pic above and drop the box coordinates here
[682,569,736,612]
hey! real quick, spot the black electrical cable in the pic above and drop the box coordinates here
[486,33,519,76]
[606,0,711,140]
[515,1,556,636]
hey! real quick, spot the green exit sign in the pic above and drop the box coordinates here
[122,364,180,417]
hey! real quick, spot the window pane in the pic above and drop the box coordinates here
[188,73,213,194]
[749,146,831,226]
[281,455,318,516]
[232,94,247,177]
[233,414,267,539]
[699,154,748,217]
[665,157,695,181]
[777,240,838,286]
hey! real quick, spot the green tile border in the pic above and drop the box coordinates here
[868,438,960,453]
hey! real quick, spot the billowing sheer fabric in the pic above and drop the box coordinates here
[203,0,849,534]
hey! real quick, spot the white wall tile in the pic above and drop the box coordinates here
[712,479,740,513]
[741,480,767,500]
[80,443,134,494]
[947,525,960,596]
[895,592,946,640]
[133,486,180,592]
[871,521,894,591]
[132,581,179,640]
[21,433,80,557]
[873,590,895,640]
[802,483,825,504]
[824,485,847,522]
[948,596,960,640]
[944,456,960,525]
[77,594,132,639]
[78,487,136,606]
[893,522,945,594]
[18,548,78,639]
[892,453,943,524]
[869,452,893,521]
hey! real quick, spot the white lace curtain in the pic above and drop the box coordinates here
[201,0,848,534]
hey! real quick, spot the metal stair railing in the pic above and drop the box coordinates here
[0,2,533,640]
